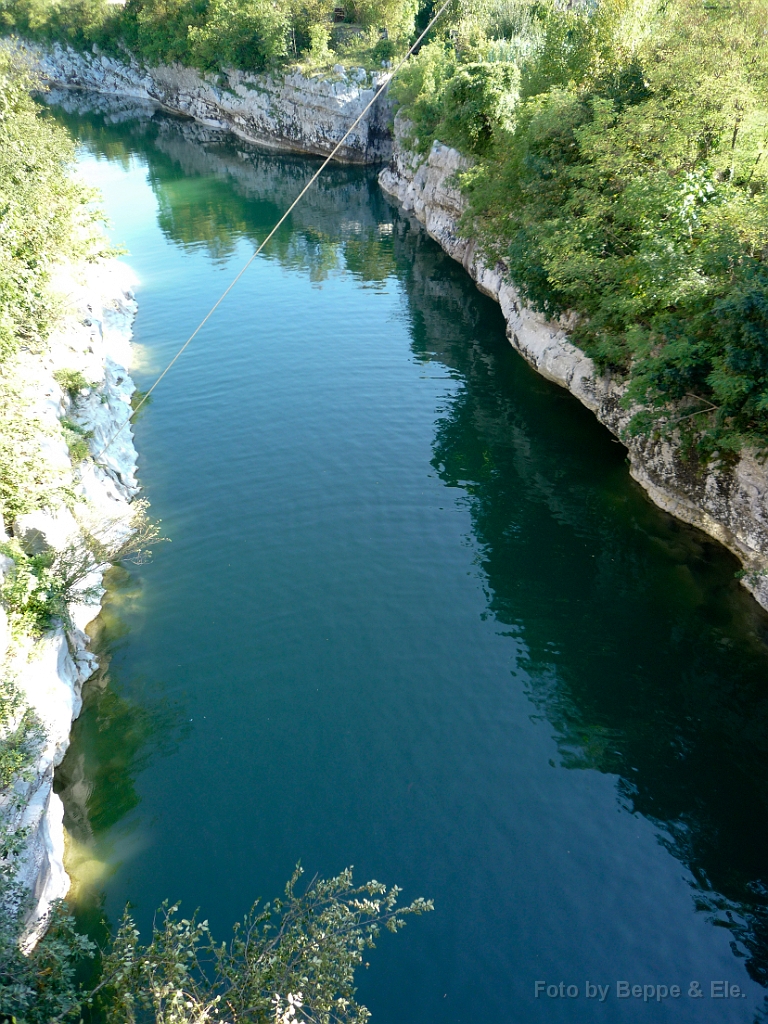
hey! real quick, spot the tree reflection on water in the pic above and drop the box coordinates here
[388,210,768,987]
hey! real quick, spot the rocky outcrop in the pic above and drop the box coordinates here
[19,40,393,163]
[1,260,139,947]
[379,117,768,611]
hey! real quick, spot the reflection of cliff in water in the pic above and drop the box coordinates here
[54,566,187,934]
[388,208,768,986]
[45,90,396,281]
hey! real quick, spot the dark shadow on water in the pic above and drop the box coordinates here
[386,205,768,987]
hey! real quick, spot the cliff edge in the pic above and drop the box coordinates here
[380,117,768,612]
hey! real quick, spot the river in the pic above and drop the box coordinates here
[45,91,768,1023]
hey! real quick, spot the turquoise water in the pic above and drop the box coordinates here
[48,95,768,1022]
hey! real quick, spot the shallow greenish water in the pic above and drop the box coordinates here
[46,93,768,1023]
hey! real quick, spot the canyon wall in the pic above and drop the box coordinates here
[21,40,392,163]
[1,260,139,946]
[379,118,768,611]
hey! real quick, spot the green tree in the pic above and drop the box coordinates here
[95,867,432,1024]
[120,0,209,66]
[0,50,104,363]
[0,865,432,1024]
[453,0,768,453]
[188,0,290,71]
[349,0,419,41]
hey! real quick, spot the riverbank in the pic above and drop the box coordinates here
[1,257,139,947]
[379,115,768,612]
[17,52,768,608]
[15,40,393,163]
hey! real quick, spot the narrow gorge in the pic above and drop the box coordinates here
[5,17,768,1022]
[17,41,768,614]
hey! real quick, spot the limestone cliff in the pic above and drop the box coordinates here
[379,116,768,612]
[21,41,393,163]
[1,260,139,947]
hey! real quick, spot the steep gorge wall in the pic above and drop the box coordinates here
[379,118,768,612]
[19,41,393,163]
[1,260,139,946]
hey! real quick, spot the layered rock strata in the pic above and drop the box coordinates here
[19,40,393,163]
[1,260,139,947]
[379,118,768,611]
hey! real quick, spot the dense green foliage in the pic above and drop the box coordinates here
[0,895,95,1024]
[0,0,421,71]
[0,864,430,1023]
[392,0,768,457]
[0,50,101,364]
[94,867,431,1024]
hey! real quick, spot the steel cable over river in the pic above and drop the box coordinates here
[46,93,768,1024]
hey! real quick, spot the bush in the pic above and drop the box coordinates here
[60,416,93,463]
[389,38,457,148]
[0,864,431,1024]
[0,501,163,636]
[372,34,397,62]
[439,60,518,154]
[0,0,120,50]
[94,866,432,1024]
[187,0,288,71]
[53,367,93,398]
[0,676,43,790]
[350,0,418,40]
[0,51,102,363]
[444,0,768,455]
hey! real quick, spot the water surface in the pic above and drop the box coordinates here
[47,92,768,1023]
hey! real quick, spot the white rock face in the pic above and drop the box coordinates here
[18,41,393,163]
[1,259,139,948]
[380,116,768,611]
[15,508,80,555]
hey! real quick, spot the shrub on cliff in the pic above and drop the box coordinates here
[0,865,431,1024]
[391,44,518,155]
[393,0,768,456]
[0,50,104,364]
[0,672,90,1024]
[0,0,122,50]
[1,0,424,69]
[187,0,291,71]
